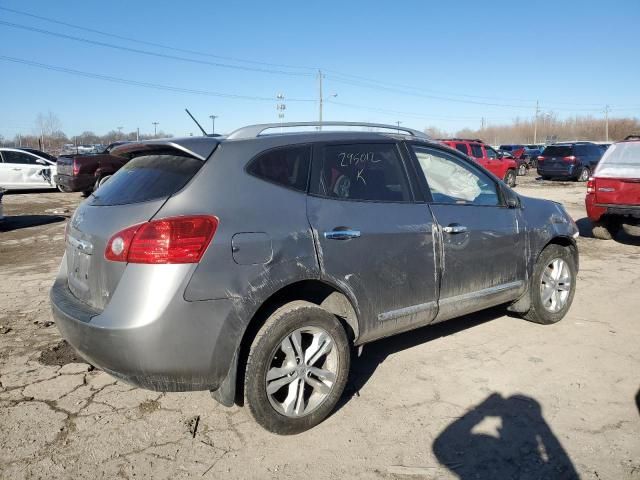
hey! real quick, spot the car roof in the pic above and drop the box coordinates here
[111,122,441,160]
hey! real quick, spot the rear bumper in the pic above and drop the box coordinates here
[55,174,95,192]
[50,258,243,392]
[537,165,577,178]
[586,195,640,222]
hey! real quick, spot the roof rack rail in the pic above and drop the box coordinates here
[226,121,430,140]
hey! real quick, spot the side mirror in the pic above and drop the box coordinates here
[506,196,519,209]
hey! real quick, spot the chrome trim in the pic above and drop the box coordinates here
[438,281,523,306]
[324,230,361,240]
[378,300,437,322]
[67,235,94,255]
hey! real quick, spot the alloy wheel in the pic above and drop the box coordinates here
[540,258,571,312]
[265,326,339,417]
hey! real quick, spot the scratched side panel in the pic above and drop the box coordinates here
[307,196,439,344]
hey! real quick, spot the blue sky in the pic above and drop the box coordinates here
[1,0,638,138]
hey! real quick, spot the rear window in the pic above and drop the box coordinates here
[543,146,573,157]
[310,143,411,202]
[90,153,202,206]
[247,145,311,192]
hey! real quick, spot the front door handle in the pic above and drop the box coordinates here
[442,224,468,234]
[324,229,361,240]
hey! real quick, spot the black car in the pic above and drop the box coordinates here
[537,142,603,182]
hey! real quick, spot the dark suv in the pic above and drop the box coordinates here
[50,122,579,434]
[537,142,603,182]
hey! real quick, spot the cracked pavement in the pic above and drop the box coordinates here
[1,179,639,479]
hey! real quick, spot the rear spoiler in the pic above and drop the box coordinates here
[110,137,220,161]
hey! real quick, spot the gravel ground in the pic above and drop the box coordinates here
[0,175,639,479]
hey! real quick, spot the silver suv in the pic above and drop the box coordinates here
[51,122,579,434]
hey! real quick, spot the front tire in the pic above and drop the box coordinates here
[244,301,350,435]
[522,244,577,325]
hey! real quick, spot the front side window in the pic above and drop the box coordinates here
[412,146,500,206]
[470,144,484,158]
[311,143,411,202]
[247,145,311,192]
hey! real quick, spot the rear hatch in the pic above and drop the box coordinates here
[57,155,75,176]
[593,141,640,205]
[594,177,640,205]
[65,139,218,309]
[539,145,574,171]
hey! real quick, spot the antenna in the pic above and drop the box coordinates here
[185,108,208,136]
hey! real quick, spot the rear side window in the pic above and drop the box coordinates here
[543,146,573,157]
[2,151,38,165]
[311,143,411,202]
[247,145,311,192]
[455,143,468,154]
[90,153,202,206]
[470,144,484,158]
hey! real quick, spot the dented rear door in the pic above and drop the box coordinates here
[307,141,438,343]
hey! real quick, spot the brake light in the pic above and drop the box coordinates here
[537,156,545,163]
[105,215,218,264]
[73,158,80,175]
[562,156,576,163]
[586,177,595,193]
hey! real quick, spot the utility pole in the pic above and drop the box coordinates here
[604,105,611,141]
[481,117,485,130]
[152,122,159,138]
[533,100,540,144]
[209,115,218,135]
[276,94,286,128]
[318,69,323,129]
[396,121,402,133]
[136,127,140,141]
[117,126,123,139]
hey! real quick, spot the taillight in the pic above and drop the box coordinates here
[105,215,218,264]
[73,159,80,175]
[586,177,595,193]
[537,156,545,162]
[562,155,577,163]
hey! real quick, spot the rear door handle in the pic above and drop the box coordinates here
[442,224,468,234]
[324,229,361,240]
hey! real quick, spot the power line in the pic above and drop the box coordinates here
[0,56,315,102]
[0,6,316,73]
[0,20,313,77]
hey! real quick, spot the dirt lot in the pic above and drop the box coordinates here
[1,175,639,479]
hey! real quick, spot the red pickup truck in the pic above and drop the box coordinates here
[439,139,518,187]
[55,142,130,193]
[586,139,640,239]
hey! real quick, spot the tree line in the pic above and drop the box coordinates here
[425,115,640,145]
[0,112,172,154]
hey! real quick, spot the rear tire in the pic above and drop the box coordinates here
[57,185,71,193]
[504,169,517,187]
[94,175,112,191]
[576,167,590,182]
[244,301,350,435]
[592,219,620,240]
[541,175,551,181]
[522,244,576,325]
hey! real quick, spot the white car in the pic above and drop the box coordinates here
[0,148,58,190]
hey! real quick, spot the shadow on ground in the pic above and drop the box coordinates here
[0,214,66,232]
[340,306,504,405]
[432,392,579,479]
[576,217,640,246]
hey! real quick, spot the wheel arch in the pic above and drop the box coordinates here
[214,279,360,407]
